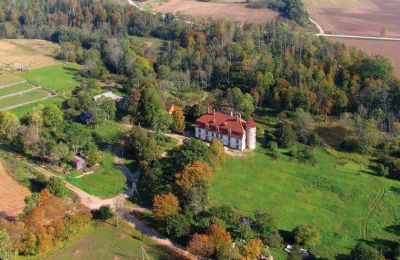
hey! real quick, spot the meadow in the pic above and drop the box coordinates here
[209,145,400,258]
[0,89,51,110]
[66,152,126,199]
[20,63,81,97]
[45,220,170,260]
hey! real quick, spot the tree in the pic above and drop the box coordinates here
[278,123,297,148]
[167,138,211,172]
[47,177,68,198]
[252,211,277,242]
[187,233,214,257]
[171,106,185,133]
[294,111,315,143]
[209,139,226,167]
[349,242,385,260]
[42,104,63,129]
[124,125,161,169]
[208,224,232,252]
[0,229,12,260]
[176,161,213,190]
[292,224,320,248]
[165,213,192,239]
[0,111,20,142]
[242,239,264,259]
[153,193,180,221]
[64,123,92,154]
[94,205,114,220]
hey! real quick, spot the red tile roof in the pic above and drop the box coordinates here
[196,111,256,138]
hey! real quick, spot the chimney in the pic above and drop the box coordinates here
[208,106,212,114]
[213,109,216,114]
[230,110,234,116]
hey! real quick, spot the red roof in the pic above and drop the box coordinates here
[196,111,256,138]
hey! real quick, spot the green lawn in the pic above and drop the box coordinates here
[209,145,400,259]
[91,121,129,146]
[0,83,36,97]
[66,152,126,199]
[0,71,25,86]
[44,220,170,260]
[20,63,81,96]
[10,96,64,118]
[0,89,51,109]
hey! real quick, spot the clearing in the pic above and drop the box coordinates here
[136,0,278,23]
[209,145,400,258]
[0,39,59,71]
[47,221,171,260]
[0,161,31,219]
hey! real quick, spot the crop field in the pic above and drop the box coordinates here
[306,0,400,37]
[47,221,170,260]
[0,161,31,219]
[209,145,400,258]
[137,0,278,23]
[0,39,59,71]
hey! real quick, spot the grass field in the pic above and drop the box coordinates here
[66,152,126,199]
[0,89,51,110]
[209,145,400,258]
[9,97,64,118]
[0,71,25,86]
[46,221,170,260]
[0,39,59,71]
[20,63,81,96]
[0,83,36,97]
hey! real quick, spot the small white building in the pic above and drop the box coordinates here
[93,91,123,102]
[195,108,256,151]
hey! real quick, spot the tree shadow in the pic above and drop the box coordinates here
[385,224,400,236]
[390,186,400,196]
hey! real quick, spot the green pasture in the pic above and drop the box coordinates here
[0,89,51,110]
[0,83,36,97]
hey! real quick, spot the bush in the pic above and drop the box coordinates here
[292,224,320,248]
[278,123,297,148]
[94,205,114,220]
[266,232,283,248]
[349,242,385,260]
[377,163,389,177]
[47,177,68,198]
[165,213,192,239]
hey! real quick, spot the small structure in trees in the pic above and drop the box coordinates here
[72,155,86,170]
[93,91,123,102]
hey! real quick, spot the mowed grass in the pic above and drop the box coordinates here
[66,152,126,199]
[46,221,170,260]
[10,96,64,118]
[0,71,25,86]
[0,89,51,110]
[20,63,81,96]
[0,83,36,97]
[209,146,400,258]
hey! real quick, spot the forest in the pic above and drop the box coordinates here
[1,0,400,259]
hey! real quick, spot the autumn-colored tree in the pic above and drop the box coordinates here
[153,193,180,221]
[242,239,264,259]
[171,106,185,133]
[208,224,232,251]
[0,228,12,260]
[187,233,214,257]
[175,161,213,190]
[209,139,226,167]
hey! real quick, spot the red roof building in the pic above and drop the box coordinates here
[195,108,256,151]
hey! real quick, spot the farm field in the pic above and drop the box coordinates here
[0,82,36,97]
[0,161,31,219]
[20,63,81,96]
[209,145,400,258]
[0,39,59,71]
[0,88,53,110]
[137,0,278,23]
[331,38,400,74]
[305,0,400,37]
[46,221,170,260]
[10,97,64,118]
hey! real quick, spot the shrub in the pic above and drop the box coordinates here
[349,242,385,260]
[278,123,297,148]
[47,177,68,198]
[165,213,192,239]
[94,205,114,220]
[292,224,320,248]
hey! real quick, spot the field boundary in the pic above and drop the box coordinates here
[0,80,28,89]
[0,86,42,100]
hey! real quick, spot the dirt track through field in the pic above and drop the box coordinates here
[0,162,31,218]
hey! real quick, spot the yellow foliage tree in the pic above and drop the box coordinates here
[175,161,213,190]
[172,106,185,133]
[152,193,180,221]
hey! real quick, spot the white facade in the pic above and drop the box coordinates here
[195,127,249,151]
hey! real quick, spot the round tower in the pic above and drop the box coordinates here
[246,119,257,150]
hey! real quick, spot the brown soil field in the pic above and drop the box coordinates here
[306,0,400,37]
[330,37,400,75]
[0,161,31,219]
[0,39,59,71]
[142,0,278,23]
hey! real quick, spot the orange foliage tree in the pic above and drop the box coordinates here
[152,193,181,221]
[242,239,264,259]
[171,106,185,133]
[175,161,213,190]
[208,224,232,251]
[187,233,214,257]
